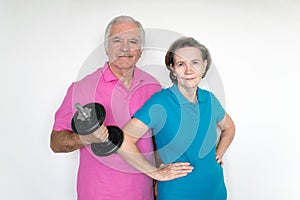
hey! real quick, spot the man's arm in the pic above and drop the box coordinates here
[50,125,109,153]
[216,113,235,164]
[50,130,83,153]
[118,118,193,181]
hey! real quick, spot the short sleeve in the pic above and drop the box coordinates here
[52,83,75,131]
[133,92,167,133]
[210,92,225,123]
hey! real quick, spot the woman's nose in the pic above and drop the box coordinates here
[184,63,194,73]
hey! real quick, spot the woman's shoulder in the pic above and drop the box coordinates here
[145,87,173,104]
[150,87,171,99]
[198,88,224,109]
[198,88,217,99]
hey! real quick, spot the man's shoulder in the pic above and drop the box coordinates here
[135,67,160,84]
[75,66,105,85]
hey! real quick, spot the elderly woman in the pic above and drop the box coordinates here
[118,37,235,200]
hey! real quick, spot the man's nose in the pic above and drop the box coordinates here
[120,40,130,52]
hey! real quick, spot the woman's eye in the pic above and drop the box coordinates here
[176,62,184,67]
[192,61,200,65]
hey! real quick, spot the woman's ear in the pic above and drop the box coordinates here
[203,60,207,73]
[201,60,208,78]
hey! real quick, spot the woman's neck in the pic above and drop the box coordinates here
[177,85,198,104]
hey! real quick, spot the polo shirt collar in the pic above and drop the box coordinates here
[103,62,146,86]
[103,62,119,82]
[169,84,207,105]
[102,62,145,85]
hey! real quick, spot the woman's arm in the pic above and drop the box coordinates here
[118,118,193,181]
[216,113,235,164]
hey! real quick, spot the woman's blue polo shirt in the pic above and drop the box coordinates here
[134,84,227,200]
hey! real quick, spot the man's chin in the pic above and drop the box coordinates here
[111,60,136,69]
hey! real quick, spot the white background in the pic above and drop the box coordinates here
[1,0,299,199]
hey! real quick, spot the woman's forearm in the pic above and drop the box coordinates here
[118,118,193,181]
[117,135,159,179]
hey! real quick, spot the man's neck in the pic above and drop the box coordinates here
[109,65,134,90]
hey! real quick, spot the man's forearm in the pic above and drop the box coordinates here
[50,130,84,153]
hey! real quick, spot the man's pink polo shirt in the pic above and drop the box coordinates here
[53,62,161,200]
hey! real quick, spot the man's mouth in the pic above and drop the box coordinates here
[118,56,132,58]
[118,54,133,58]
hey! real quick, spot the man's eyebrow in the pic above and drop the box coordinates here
[111,36,121,39]
[129,38,139,41]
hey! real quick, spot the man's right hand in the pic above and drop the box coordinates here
[79,125,109,145]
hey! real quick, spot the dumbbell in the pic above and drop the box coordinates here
[71,102,123,156]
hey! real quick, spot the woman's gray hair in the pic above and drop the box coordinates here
[104,15,145,50]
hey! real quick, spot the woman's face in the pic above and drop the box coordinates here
[172,47,207,90]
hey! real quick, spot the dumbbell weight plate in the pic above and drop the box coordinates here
[91,126,124,156]
[71,103,106,135]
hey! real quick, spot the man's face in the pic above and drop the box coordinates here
[106,22,142,70]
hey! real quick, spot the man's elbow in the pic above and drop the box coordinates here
[50,142,60,153]
[50,131,62,153]
[50,139,60,153]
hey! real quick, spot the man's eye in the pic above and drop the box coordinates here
[113,38,122,43]
[129,39,138,44]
